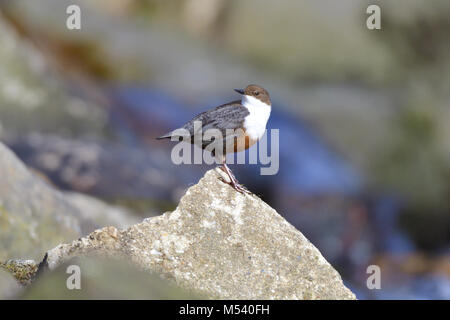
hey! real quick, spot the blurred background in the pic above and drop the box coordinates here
[0,0,449,299]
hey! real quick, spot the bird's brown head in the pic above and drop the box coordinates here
[234,85,271,105]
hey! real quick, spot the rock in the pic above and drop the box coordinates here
[0,267,22,299]
[0,259,38,286]
[7,132,196,202]
[0,15,110,142]
[20,257,202,300]
[0,142,137,262]
[43,168,356,300]
[64,192,138,230]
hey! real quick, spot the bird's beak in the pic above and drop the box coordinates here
[234,88,245,95]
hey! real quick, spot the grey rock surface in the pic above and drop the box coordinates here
[44,168,356,300]
[0,142,138,262]
[64,192,138,230]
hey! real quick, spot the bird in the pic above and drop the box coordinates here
[157,84,271,193]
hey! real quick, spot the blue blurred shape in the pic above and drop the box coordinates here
[268,104,362,194]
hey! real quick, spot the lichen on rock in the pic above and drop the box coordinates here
[0,259,38,286]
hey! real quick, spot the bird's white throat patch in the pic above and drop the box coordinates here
[242,95,271,140]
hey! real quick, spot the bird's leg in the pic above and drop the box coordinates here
[219,162,251,194]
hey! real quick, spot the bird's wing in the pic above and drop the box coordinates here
[182,101,250,137]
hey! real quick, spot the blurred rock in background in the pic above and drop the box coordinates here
[0,142,138,262]
[21,257,201,299]
[0,267,22,299]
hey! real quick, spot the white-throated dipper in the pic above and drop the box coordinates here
[157,84,271,193]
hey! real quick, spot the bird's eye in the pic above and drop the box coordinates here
[254,91,259,96]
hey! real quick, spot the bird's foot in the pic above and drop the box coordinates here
[218,176,252,194]
[218,165,252,194]
[230,180,252,194]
